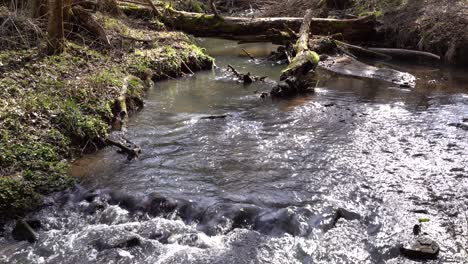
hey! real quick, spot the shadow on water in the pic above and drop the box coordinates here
[2,38,468,263]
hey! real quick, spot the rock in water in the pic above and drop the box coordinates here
[12,220,38,243]
[400,236,439,260]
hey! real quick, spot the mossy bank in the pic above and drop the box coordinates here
[0,5,213,220]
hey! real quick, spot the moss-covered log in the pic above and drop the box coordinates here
[271,10,319,97]
[280,9,320,80]
[161,8,376,44]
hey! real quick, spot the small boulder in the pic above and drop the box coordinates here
[12,219,38,243]
[400,236,439,260]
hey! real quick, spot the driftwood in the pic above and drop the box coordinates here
[241,48,256,61]
[227,64,267,84]
[200,114,229,120]
[334,40,392,61]
[161,8,376,44]
[367,48,441,62]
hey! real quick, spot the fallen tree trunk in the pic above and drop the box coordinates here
[161,8,376,44]
[271,10,318,97]
[367,48,441,63]
[280,9,319,80]
[334,40,392,61]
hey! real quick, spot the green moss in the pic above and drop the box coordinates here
[0,11,213,218]
[0,178,41,215]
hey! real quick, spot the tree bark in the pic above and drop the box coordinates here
[29,0,48,18]
[162,8,376,44]
[45,0,64,55]
[208,0,220,18]
[72,6,111,47]
[144,0,161,17]
[280,9,319,80]
[271,9,319,97]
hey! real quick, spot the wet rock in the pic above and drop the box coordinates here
[12,219,38,243]
[93,237,141,251]
[400,236,439,260]
[331,208,362,227]
[109,191,144,212]
[25,219,41,229]
[83,192,98,202]
[231,206,260,230]
[412,224,421,236]
[149,232,170,244]
[410,209,429,214]
[86,199,107,214]
[254,208,299,236]
[144,192,178,216]
[448,122,468,131]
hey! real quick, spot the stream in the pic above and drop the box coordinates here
[1,38,468,263]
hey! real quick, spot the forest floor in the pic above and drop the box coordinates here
[0,3,213,219]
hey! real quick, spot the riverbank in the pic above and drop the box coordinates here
[260,0,468,66]
[0,5,213,220]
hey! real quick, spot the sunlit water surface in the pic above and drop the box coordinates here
[1,39,468,264]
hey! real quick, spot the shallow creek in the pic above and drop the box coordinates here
[1,39,468,263]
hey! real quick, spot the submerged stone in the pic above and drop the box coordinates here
[12,220,38,243]
[400,236,439,260]
[93,236,141,251]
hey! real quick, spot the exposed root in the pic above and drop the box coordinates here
[72,6,111,47]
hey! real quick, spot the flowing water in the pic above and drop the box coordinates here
[1,39,468,264]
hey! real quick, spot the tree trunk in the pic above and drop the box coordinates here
[29,0,48,18]
[162,9,376,44]
[208,0,220,18]
[280,9,319,80]
[270,10,319,97]
[45,0,64,55]
[72,6,111,46]
[63,0,72,26]
[144,0,161,17]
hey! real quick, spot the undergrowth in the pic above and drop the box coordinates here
[0,5,213,218]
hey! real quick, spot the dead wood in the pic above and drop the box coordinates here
[271,9,319,97]
[162,8,376,44]
[227,64,267,84]
[367,48,441,62]
[106,138,141,160]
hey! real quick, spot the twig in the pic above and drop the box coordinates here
[227,64,242,79]
[241,48,256,61]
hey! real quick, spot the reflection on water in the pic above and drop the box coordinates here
[2,39,468,264]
